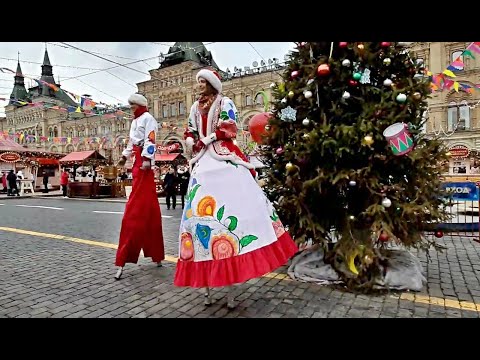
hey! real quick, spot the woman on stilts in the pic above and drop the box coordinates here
[114,93,165,280]
[174,69,298,309]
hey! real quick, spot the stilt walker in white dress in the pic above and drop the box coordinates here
[173,69,298,309]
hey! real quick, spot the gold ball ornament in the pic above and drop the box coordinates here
[285,162,294,170]
[412,92,422,101]
[364,255,374,265]
[288,91,295,98]
[383,58,392,65]
[364,135,374,145]
[357,44,365,50]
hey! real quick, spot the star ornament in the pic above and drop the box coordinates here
[280,106,297,122]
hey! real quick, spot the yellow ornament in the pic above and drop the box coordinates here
[364,135,374,145]
[288,91,295,98]
[285,162,294,170]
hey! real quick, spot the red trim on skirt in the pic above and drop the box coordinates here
[173,232,298,288]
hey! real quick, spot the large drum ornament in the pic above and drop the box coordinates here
[383,122,415,156]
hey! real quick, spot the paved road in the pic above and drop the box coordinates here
[1,197,480,318]
[0,197,181,256]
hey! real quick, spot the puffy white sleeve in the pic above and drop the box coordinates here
[141,115,158,160]
[122,123,133,158]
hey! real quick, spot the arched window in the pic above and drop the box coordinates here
[53,126,58,137]
[448,100,471,131]
[245,95,252,106]
[255,93,264,105]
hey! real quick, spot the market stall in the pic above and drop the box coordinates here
[0,137,63,192]
[59,150,111,198]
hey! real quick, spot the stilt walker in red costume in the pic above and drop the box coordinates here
[174,69,298,309]
[114,93,165,280]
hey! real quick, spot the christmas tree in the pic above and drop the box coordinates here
[261,42,450,291]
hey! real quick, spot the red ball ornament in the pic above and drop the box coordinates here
[248,112,272,144]
[434,230,444,238]
[291,70,300,79]
[379,232,389,242]
[381,42,391,47]
[317,64,330,76]
[349,80,358,86]
[339,42,348,48]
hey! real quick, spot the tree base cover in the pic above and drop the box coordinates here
[288,245,426,292]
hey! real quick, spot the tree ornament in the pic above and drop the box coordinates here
[396,93,407,103]
[304,90,313,99]
[285,162,294,170]
[270,83,276,88]
[288,91,295,98]
[317,64,330,76]
[281,98,287,104]
[276,147,284,155]
[357,43,365,50]
[383,58,392,65]
[349,80,358,86]
[342,91,351,99]
[280,106,297,122]
[302,118,310,126]
[353,72,362,81]
[339,42,348,48]
[342,59,351,67]
[291,70,300,79]
[382,197,392,208]
[412,92,421,101]
[379,232,389,242]
[349,180,357,186]
[434,230,444,238]
[303,133,310,139]
[360,69,371,84]
[383,79,393,87]
[364,135,374,145]
[248,112,272,144]
[383,123,414,156]
[381,42,391,47]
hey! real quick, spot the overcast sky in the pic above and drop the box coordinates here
[0,42,295,116]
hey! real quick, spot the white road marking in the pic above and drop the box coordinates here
[93,211,123,215]
[92,210,173,218]
[15,205,64,210]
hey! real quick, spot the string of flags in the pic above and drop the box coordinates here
[429,42,480,93]
[0,66,132,118]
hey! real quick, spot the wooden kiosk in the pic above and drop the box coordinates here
[59,150,112,198]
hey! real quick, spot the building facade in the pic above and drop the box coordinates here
[409,42,480,177]
[4,42,283,162]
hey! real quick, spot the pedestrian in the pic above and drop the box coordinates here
[174,69,298,309]
[114,93,165,280]
[42,172,49,193]
[60,168,69,198]
[163,167,177,210]
[1,172,7,193]
[178,167,190,209]
[7,170,19,196]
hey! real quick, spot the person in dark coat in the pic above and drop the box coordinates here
[178,168,190,209]
[163,167,178,210]
[42,172,49,193]
[7,170,19,196]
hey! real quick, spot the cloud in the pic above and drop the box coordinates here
[0,42,295,116]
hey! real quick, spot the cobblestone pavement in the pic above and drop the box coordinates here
[1,197,480,318]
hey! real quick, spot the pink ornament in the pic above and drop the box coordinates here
[339,42,348,48]
[291,70,300,79]
[317,64,330,76]
[276,147,284,155]
[381,42,391,47]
